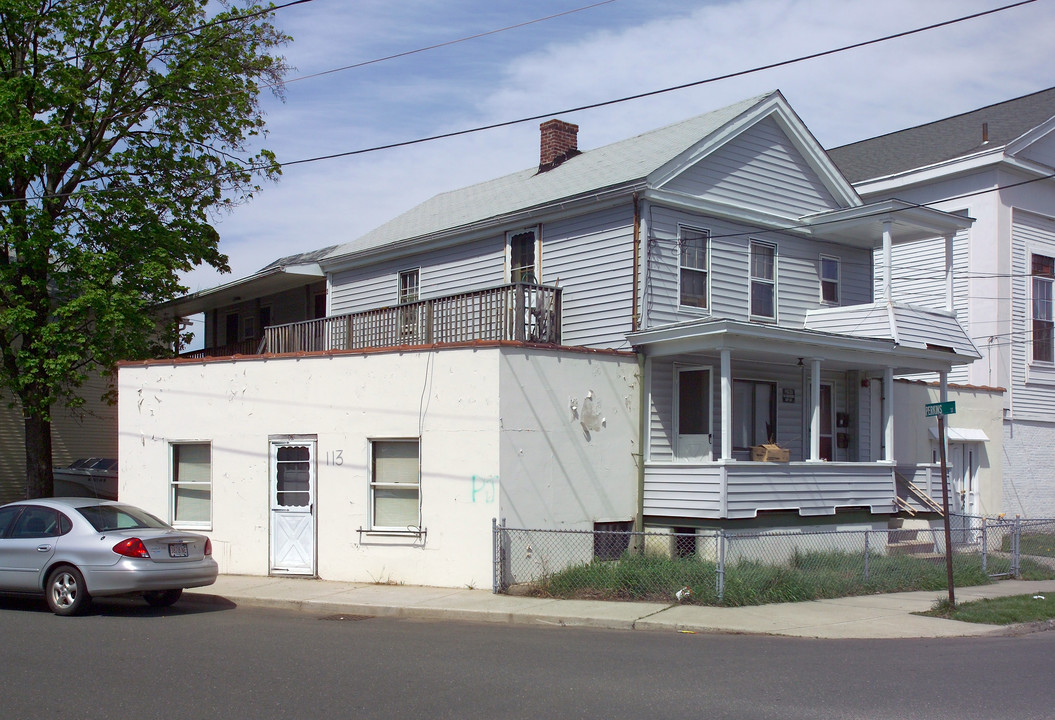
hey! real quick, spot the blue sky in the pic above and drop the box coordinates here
[182,0,1055,297]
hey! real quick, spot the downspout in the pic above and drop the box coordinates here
[635,353,647,534]
[632,192,641,332]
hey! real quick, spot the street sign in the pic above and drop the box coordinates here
[924,401,956,417]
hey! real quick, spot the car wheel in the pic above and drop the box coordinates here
[46,566,91,616]
[143,589,183,607]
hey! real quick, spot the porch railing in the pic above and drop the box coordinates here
[261,282,561,355]
[643,461,898,519]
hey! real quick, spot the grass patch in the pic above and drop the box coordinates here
[921,593,1055,625]
[532,549,1055,607]
[1002,531,1055,559]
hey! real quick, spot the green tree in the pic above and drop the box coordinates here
[0,1,288,498]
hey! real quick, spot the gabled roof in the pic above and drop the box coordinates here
[324,90,857,264]
[828,87,1055,183]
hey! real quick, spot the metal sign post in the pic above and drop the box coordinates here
[926,401,956,607]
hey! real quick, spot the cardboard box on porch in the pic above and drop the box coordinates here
[751,443,790,462]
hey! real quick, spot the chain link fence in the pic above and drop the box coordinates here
[492,515,1055,606]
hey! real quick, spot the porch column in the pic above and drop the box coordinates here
[882,220,893,302]
[809,359,821,461]
[883,366,895,462]
[944,233,955,313]
[721,349,732,461]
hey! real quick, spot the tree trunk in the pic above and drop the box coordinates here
[24,412,54,499]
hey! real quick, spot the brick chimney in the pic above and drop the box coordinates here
[539,119,579,172]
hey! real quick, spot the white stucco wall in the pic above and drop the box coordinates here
[892,379,1004,516]
[497,349,640,529]
[118,345,639,588]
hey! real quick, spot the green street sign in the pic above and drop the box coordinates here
[925,401,956,417]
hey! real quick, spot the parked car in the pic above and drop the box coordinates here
[0,497,217,615]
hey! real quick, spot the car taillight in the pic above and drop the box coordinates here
[204,538,212,556]
[113,538,151,558]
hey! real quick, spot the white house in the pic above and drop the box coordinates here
[119,91,980,587]
[829,87,1055,517]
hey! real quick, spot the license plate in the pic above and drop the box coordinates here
[169,543,189,558]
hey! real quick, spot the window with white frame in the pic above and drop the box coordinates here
[171,442,211,527]
[820,255,840,304]
[750,241,776,319]
[398,268,420,333]
[371,440,420,530]
[679,228,709,309]
[398,268,419,304]
[507,228,539,283]
[1033,253,1054,363]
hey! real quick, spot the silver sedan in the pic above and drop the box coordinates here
[0,497,218,615]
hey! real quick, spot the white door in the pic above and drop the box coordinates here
[675,366,712,462]
[948,443,979,543]
[270,440,316,575]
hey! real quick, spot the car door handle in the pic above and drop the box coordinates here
[37,544,52,552]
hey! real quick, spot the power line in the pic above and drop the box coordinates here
[274,0,1037,169]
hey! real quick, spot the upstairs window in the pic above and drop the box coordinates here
[398,269,420,334]
[398,269,419,304]
[820,255,840,304]
[1033,253,1054,363]
[508,228,539,283]
[750,241,776,320]
[679,228,709,309]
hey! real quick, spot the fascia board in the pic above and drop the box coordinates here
[642,189,814,239]
[628,318,976,371]
[321,182,644,274]
[852,148,1006,196]
[649,92,860,208]
[1005,115,1055,157]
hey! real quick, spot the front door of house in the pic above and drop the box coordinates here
[269,439,316,575]
[675,366,712,462]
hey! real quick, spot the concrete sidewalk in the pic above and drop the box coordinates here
[184,575,1055,638]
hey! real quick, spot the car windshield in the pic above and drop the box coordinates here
[76,504,171,532]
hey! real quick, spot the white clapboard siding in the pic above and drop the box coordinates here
[648,357,859,464]
[543,206,636,348]
[644,205,873,330]
[663,117,840,218]
[1011,210,1055,421]
[328,235,505,316]
[874,226,970,383]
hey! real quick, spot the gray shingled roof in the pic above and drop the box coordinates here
[828,87,1055,183]
[323,92,776,263]
[259,245,339,272]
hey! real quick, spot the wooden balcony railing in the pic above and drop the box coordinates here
[261,282,561,355]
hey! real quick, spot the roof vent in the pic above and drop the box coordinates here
[539,119,579,172]
[982,122,989,144]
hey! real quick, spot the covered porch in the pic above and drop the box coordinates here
[630,313,980,521]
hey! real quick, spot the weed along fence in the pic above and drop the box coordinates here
[491,517,1055,606]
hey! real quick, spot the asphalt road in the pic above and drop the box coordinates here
[2,594,1053,720]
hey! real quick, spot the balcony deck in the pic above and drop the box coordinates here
[184,283,561,358]
[644,461,898,520]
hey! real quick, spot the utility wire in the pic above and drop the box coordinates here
[274,0,1038,169]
